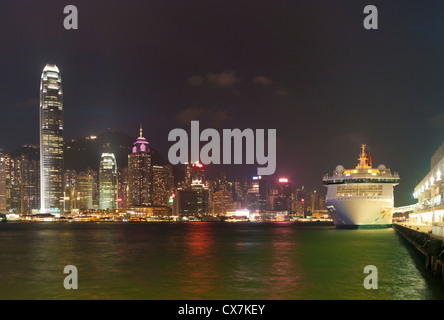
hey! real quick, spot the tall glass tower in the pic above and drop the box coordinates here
[99,153,118,210]
[40,64,64,215]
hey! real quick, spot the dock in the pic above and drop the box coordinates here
[393,223,444,283]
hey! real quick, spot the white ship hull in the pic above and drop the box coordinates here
[326,198,393,229]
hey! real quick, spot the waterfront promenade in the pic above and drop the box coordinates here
[395,222,444,241]
[393,222,444,285]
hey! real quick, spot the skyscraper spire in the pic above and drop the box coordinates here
[140,123,143,138]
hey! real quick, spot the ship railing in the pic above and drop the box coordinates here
[323,172,400,180]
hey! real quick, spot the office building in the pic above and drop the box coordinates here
[99,153,118,210]
[151,164,174,207]
[127,126,152,206]
[39,64,64,214]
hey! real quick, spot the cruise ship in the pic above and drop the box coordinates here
[322,145,400,229]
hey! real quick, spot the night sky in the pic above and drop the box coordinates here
[1,0,444,206]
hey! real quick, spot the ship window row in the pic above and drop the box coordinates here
[336,196,382,199]
[325,179,398,184]
[337,185,383,192]
[336,192,383,197]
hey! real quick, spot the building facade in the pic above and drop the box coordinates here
[76,172,94,210]
[99,153,118,210]
[40,64,64,214]
[211,190,232,215]
[151,164,174,207]
[127,127,152,206]
[412,142,444,224]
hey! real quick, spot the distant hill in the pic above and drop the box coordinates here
[64,129,175,172]
[10,145,39,161]
[10,129,184,182]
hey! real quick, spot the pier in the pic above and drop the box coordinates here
[393,223,444,284]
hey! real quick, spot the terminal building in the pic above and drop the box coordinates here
[412,142,444,224]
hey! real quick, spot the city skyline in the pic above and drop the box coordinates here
[1,1,444,303]
[2,1,444,207]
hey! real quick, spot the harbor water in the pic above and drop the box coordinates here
[0,221,443,300]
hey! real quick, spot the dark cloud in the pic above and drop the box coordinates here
[15,98,39,108]
[175,107,229,128]
[187,75,205,86]
[253,76,273,86]
[187,70,241,88]
[274,88,290,97]
[428,113,444,129]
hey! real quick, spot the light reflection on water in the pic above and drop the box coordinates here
[0,222,442,300]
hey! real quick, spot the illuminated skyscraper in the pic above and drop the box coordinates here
[40,64,64,214]
[246,176,268,213]
[0,151,8,214]
[271,178,292,212]
[12,146,40,214]
[76,172,94,210]
[128,126,152,206]
[99,153,118,210]
[151,164,174,206]
[211,190,232,215]
[185,162,205,187]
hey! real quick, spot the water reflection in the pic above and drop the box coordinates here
[265,222,305,299]
[1,222,443,300]
[177,223,218,299]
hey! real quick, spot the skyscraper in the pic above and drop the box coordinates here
[12,146,40,214]
[184,162,205,187]
[40,64,64,214]
[127,126,152,206]
[76,172,94,210]
[246,176,268,213]
[211,190,232,215]
[0,151,8,214]
[271,178,292,212]
[151,164,174,206]
[99,153,118,210]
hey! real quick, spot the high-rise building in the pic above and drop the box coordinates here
[63,169,77,211]
[216,172,229,192]
[3,145,41,214]
[99,153,118,210]
[272,178,293,212]
[127,126,152,206]
[185,162,205,187]
[0,151,9,214]
[40,64,64,214]
[84,167,99,209]
[76,172,94,210]
[118,167,128,208]
[246,176,268,213]
[310,190,320,213]
[175,182,209,218]
[293,186,308,217]
[233,177,248,204]
[211,190,232,215]
[17,154,40,214]
[151,164,174,206]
